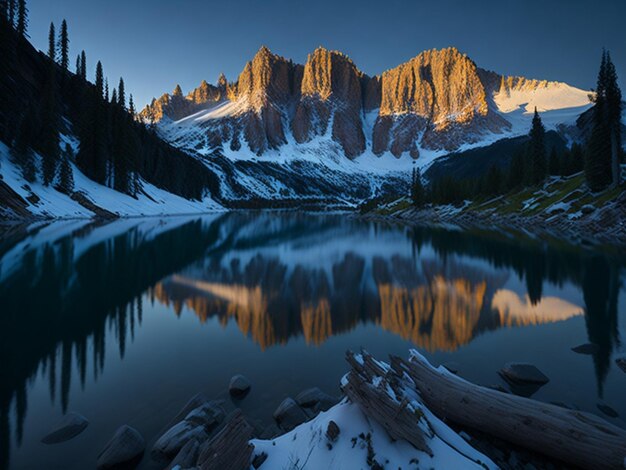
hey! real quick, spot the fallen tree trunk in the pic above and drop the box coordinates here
[197,410,254,470]
[393,351,626,470]
[342,350,432,455]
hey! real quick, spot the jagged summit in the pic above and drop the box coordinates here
[140,45,592,160]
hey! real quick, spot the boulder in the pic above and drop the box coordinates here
[273,398,308,431]
[295,387,338,411]
[163,392,210,432]
[326,420,340,442]
[151,420,208,461]
[41,412,89,444]
[229,375,251,398]
[571,343,599,355]
[499,363,550,385]
[616,357,626,373]
[165,438,200,470]
[97,425,145,470]
[184,402,225,430]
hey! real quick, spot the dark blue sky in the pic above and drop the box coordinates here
[29,0,625,108]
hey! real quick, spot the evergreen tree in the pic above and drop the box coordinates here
[507,150,526,190]
[605,52,622,188]
[80,50,86,80]
[104,79,109,102]
[111,88,117,106]
[548,147,560,176]
[16,0,26,37]
[75,53,81,75]
[128,94,136,116]
[570,143,584,174]
[586,51,612,191]
[12,107,37,182]
[529,108,547,185]
[95,61,104,97]
[485,164,503,196]
[47,22,55,61]
[59,19,69,70]
[118,77,126,109]
[59,143,74,193]
[410,167,425,207]
[40,57,60,186]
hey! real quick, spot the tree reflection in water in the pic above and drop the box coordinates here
[0,213,622,470]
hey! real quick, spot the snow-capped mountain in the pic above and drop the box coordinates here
[141,46,592,165]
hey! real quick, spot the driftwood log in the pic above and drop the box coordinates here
[342,350,432,455]
[391,352,626,470]
[197,410,254,470]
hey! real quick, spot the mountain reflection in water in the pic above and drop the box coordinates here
[0,212,623,470]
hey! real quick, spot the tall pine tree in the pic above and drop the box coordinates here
[40,49,60,186]
[586,51,613,191]
[59,143,74,194]
[128,94,135,116]
[95,61,104,97]
[16,0,26,37]
[59,19,69,70]
[118,77,126,109]
[47,22,55,61]
[410,167,425,207]
[529,108,547,185]
[605,52,622,189]
[80,50,86,80]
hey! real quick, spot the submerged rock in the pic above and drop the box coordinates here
[152,420,208,461]
[229,375,251,398]
[499,363,550,385]
[273,397,308,431]
[616,357,626,373]
[571,343,599,355]
[165,438,200,470]
[163,392,210,432]
[153,401,224,461]
[41,412,89,444]
[97,425,145,470]
[295,387,338,411]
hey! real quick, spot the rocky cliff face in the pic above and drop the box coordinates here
[141,46,588,161]
[139,76,228,122]
[293,48,365,158]
[373,47,509,156]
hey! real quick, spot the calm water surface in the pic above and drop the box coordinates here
[1,212,625,469]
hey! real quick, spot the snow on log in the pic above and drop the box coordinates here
[342,350,432,455]
[393,350,626,470]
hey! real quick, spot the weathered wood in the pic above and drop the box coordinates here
[393,352,626,470]
[342,350,432,455]
[197,410,254,470]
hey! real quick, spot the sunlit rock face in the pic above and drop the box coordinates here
[139,79,227,123]
[140,45,590,163]
[373,47,510,156]
[292,47,366,158]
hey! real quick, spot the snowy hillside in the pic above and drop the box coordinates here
[0,142,223,220]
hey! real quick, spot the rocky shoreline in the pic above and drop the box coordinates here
[37,350,626,469]
[360,195,626,250]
